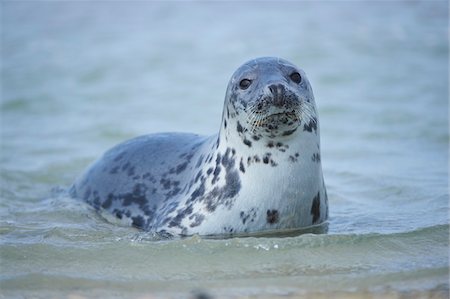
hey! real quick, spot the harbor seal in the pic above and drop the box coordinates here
[70,57,328,237]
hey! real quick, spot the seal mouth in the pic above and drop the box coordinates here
[246,100,316,136]
[249,111,299,128]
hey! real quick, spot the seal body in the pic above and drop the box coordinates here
[71,57,328,236]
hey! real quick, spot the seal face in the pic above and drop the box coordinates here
[71,57,328,237]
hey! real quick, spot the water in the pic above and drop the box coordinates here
[1,1,449,298]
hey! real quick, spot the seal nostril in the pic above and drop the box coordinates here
[269,85,277,95]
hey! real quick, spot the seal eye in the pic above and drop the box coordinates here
[290,72,302,84]
[239,79,252,90]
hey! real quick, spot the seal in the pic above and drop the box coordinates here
[70,57,328,237]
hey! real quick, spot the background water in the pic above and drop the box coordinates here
[1,1,449,298]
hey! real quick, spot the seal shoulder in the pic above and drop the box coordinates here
[71,132,210,224]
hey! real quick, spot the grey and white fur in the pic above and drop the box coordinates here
[70,57,328,237]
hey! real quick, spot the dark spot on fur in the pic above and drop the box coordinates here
[223,170,241,198]
[127,166,135,177]
[240,208,257,225]
[237,121,243,133]
[194,170,203,183]
[115,210,123,219]
[165,185,181,199]
[262,153,271,164]
[215,153,222,165]
[169,205,194,228]
[266,209,279,224]
[113,151,127,162]
[132,216,145,228]
[109,166,119,174]
[282,128,297,136]
[239,158,245,173]
[190,181,206,201]
[257,102,263,110]
[205,169,242,213]
[243,138,252,147]
[122,183,148,207]
[223,226,234,234]
[311,192,321,224]
[168,216,182,228]
[102,193,114,209]
[221,148,231,166]
[312,153,321,162]
[160,178,171,190]
[239,211,246,224]
[196,155,204,168]
[212,166,221,184]
[189,213,205,228]
[143,172,156,183]
[176,161,189,174]
[304,118,317,133]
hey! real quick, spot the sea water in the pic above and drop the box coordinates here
[1,1,449,298]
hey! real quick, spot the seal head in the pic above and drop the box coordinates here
[222,57,317,141]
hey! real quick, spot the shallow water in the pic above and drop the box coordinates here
[1,1,449,298]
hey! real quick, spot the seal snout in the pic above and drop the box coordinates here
[260,82,300,115]
[245,82,303,135]
[268,83,287,108]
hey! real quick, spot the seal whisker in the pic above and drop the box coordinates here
[300,101,317,123]
[247,113,264,132]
